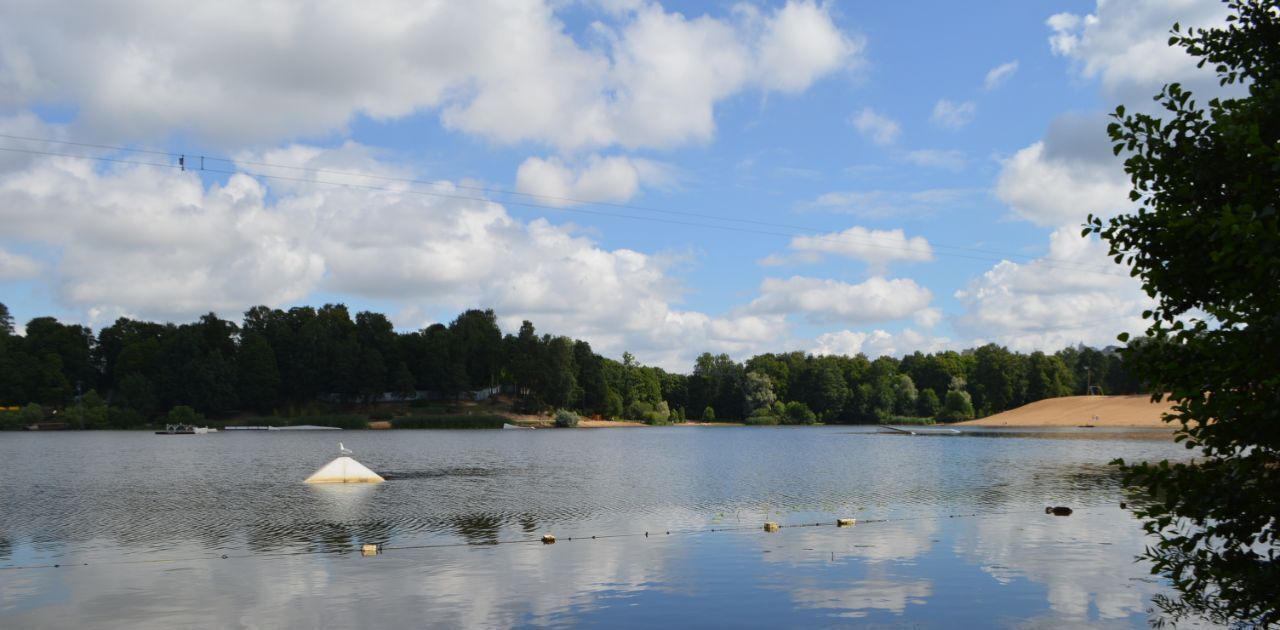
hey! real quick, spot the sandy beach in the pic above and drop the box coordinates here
[957,395,1177,428]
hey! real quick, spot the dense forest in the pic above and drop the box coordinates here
[0,301,1142,428]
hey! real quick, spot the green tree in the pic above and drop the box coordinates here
[782,401,817,425]
[66,390,107,429]
[542,336,579,408]
[970,344,1025,415]
[237,332,280,412]
[1087,3,1279,624]
[916,388,941,418]
[166,405,202,425]
[891,373,919,416]
[18,403,44,426]
[804,360,849,420]
[390,361,416,399]
[0,302,13,336]
[742,371,777,414]
[939,389,974,423]
[114,372,159,419]
[554,409,579,428]
[604,388,624,419]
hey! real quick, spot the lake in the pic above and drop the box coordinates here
[0,426,1202,628]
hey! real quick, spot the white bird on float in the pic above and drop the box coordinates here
[339,442,353,455]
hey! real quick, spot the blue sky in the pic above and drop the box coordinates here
[0,0,1231,370]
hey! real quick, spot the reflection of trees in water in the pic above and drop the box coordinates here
[519,514,539,534]
[241,519,397,554]
[450,513,504,545]
[0,536,9,560]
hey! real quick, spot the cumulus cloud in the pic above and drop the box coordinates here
[930,99,976,130]
[746,276,932,324]
[1047,0,1231,105]
[0,145,781,370]
[812,327,950,359]
[514,155,671,206]
[999,1,1234,230]
[749,0,865,93]
[850,108,900,146]
[765,226,932,274]
[994,113,1130,226]
[984,60,1019,90]
[0,1,859,151]
[953,227,1152,351]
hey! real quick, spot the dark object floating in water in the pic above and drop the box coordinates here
[1044,506,1073,516]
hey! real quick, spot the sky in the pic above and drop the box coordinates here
[0,0,1234,372]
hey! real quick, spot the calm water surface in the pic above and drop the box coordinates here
[0,426,1203,628]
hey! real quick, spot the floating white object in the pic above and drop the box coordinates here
[304,456,385,484]
[837,518,856,527]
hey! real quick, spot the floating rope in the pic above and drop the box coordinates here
[0,507,1088,572]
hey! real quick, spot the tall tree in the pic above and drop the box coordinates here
[449,309,502,390]
[1088,2,1279,624]
[237,332,280,412]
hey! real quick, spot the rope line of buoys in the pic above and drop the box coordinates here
[0,506,1082,571]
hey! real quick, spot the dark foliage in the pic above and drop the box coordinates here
[1088,2,1279,624]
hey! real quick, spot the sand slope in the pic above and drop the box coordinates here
[958,395,1176,428]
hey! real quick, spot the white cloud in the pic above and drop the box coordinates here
[771,226,932,274]
[808,188,981,218]
[514,155,671,206]
[1047,0,1231,105]
[751,0,865,93]
[901,149,966,172]
[0,145,780,370]
[953,227,1152,351]
[0,248,42,280]
[811,327,950,359]
[930,99,976,130]
[1001,1,1235,229]
[913,307,942,329]
[995,142,1127,226]
[994,113,1131,227]
[0,1,859,151]
[747,276,932,324]
[984,60,1019,90]
[851,108,900,146]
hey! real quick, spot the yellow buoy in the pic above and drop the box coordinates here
[837,518,856,527]
[360,543,380,556]
[763,522,780,532]
[542,534,556,544]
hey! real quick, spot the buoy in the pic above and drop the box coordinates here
[542,534,556,544]
[836,518,856,527]
[1047,506,1073,516]
[304,456,385,484]
[360,543,380,556]
[763,522,780,532]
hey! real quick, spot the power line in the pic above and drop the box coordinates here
[0,135,1131,277]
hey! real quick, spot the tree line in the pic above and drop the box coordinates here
[0,301,1142,428]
